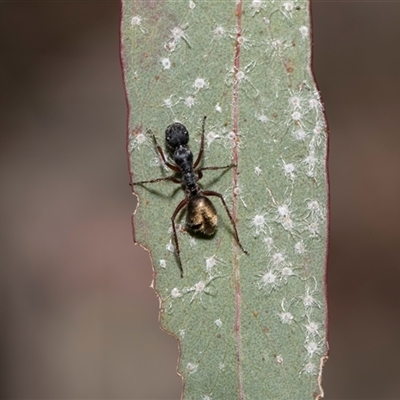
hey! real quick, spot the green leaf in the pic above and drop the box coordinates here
[121,1,328,398]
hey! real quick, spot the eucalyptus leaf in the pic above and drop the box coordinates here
[121,1,328,398]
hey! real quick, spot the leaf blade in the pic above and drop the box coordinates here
[122,1,328,398]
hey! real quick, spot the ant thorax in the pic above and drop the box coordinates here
[173,146,193,172]
[173,146,199,198]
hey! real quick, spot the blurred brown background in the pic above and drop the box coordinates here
[1,2,399,399]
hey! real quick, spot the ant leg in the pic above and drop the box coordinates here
[131,176,181,186]
[171,198,189,278]
[148,129,180,172]
[202,190,249,255]
[199,164,236,172]
[196,164,235,181]
[193,116,207,169]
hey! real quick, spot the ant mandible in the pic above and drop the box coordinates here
[132,116,248,277]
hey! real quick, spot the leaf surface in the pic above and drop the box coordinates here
[121,1,328,398]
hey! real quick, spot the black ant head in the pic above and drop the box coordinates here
[165,122,189,150]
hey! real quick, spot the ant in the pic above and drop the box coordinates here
[132,116,248,277]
